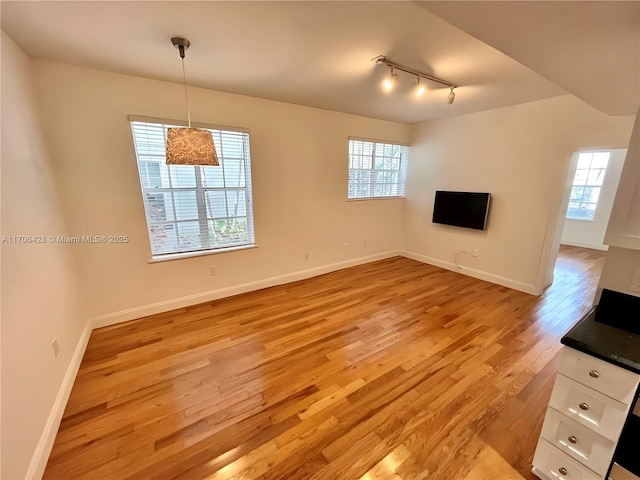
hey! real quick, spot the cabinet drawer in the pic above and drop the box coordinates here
[540,407,615,475]
[533,439,602,480]
[558,347,640,405]
[549,374,629,442]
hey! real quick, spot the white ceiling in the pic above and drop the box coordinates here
[417,1,640,116]
[1,1,569,124]
[4,2,636,122]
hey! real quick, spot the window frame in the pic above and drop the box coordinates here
[129,116,256,261]
[566,151,610,222]
[347,137,409,201]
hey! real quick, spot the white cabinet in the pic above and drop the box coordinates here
[532,347,640,480]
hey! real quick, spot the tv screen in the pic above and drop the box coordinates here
[432,191,491,230]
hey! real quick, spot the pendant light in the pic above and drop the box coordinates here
[165,37,219,166]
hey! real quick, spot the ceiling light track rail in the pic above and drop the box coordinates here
[372,55,458,89]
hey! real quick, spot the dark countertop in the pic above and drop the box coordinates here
[561,307,640,375]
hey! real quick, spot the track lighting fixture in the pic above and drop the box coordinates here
[372,55,458,105]
[165,37,219,166]
[448,87,456,105]
[382,67,398,91]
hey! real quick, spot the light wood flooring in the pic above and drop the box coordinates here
[44,245,606,480]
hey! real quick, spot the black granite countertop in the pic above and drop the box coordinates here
[561,306,640,375]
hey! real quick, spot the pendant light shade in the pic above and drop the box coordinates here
[166,127,219,165]
[166,37,219,166]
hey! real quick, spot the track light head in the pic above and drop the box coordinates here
[447,87,456,105]
[414,77,426,97]
[382,67,398,92]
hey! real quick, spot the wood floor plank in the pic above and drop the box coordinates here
[44,245,605,479]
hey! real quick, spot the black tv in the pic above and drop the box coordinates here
[432,191,491,230]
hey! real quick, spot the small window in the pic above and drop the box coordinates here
[566,151,610,221]
[348,138,408,199]
[130,120,255,258]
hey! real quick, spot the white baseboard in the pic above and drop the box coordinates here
[25,320,93,480]
[400,250,539,295]
[90,250,403,329]
[560,240,609,251]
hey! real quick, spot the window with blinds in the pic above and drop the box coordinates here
[130,119,255,258]
[347,138,408,199]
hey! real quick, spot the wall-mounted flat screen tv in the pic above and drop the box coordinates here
[432,191,491,230]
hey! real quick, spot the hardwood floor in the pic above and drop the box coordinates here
[44,245,606,480]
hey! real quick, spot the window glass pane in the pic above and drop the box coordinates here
[591,152,610,169]
[587,168,606,186]
[150,224,178,254]
[206,190,227,219]
[226,190,247,217]
[567,204,595,220]
[223,159,245,188]
[202,165,224,188]
[573,169,588,185]
[139,161,163,188]
[145,192,175,222]
[210,217,248,244]
[577,152,592,169]
[583,186,600,204]
[173,191,198,221]
[569,187,583,202]
[168,165,196,188]
[177,222,203,249]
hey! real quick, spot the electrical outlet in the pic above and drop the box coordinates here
[209,266,217,276]
[362,240,367,247]
[304,252,310,261]
[51,338,60,358]
[472,249,479,257]
[630,268,640,293]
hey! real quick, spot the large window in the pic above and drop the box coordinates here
[348,138,408,199]
[566,151,610,221]
[130,119,255,258]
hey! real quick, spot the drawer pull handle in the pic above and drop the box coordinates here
[579,402,589,410]
[559,467,568,475]
[589,370,600,378]
[568,435,577,444]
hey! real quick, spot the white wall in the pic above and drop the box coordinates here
[405,96,634,294]
[31,60,410,321]
[597,247,640,299]
[561,149,626,251]
[598,109,640,300]
[1,33,86,480]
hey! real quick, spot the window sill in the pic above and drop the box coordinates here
[347,196,405,202]
[565,217,596,223]
[149,244,258,263]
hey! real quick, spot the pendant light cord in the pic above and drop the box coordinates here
[181,57,191,128]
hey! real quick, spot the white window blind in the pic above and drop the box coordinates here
[348,138,408,199]
[566,151,610,221]
[130,120,255,258]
